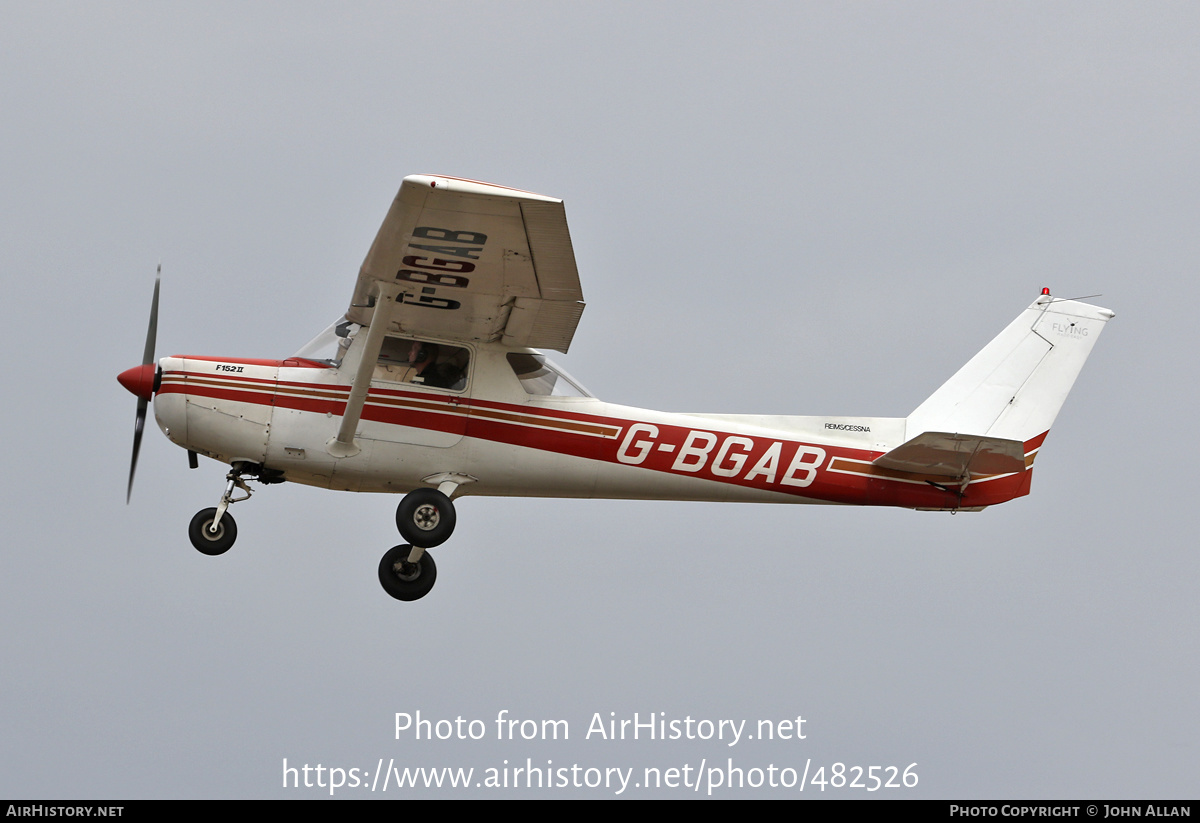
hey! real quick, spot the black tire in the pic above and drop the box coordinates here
[188,507,237,556]
[395,488,456,548]
[378,545,437,601]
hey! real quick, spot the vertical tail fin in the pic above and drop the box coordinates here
[905,293,1114,446]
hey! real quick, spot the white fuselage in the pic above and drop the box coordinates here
[152,332,1027,512]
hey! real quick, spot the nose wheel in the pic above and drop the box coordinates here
[189,507,237,555]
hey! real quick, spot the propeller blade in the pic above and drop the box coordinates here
[127,266,160,503]
[128,397,147,504]
[142,264,160,366]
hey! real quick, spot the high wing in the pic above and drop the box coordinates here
[345,175,585,353]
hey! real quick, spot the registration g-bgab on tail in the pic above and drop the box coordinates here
[118,175,1114,601]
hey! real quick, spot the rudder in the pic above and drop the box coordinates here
[905,292,1114,446]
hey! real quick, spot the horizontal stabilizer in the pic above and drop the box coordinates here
[873,432,1026,479]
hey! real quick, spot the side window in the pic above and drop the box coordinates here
[376,338,470,391]
[507,352,592,397]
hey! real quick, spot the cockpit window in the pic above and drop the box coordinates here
[376,337,470,391]
[507,352,592,397]
[294,318,360,366]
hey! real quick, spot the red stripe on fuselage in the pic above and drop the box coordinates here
[174,355,333,369]
[161,369,1034,508]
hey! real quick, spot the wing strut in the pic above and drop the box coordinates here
[327,282,400,458]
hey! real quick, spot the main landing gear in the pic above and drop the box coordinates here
[395,487,455,548]
[378,478,467,602]
[378,544,437,601]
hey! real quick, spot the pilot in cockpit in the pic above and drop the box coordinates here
[373,337,467,389]
[407,341,448,387]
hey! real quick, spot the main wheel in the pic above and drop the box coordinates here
[378,545,437,601]
[395,488,456,548]
[188,507,237,556]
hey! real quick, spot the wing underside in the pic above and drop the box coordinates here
[344,175,585,352]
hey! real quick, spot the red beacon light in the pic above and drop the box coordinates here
[1041,287,1051,295]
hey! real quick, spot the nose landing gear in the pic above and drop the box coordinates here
[188,507,237,555]
[187,462,276,555]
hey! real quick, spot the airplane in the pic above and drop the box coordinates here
[118,174,1114,601]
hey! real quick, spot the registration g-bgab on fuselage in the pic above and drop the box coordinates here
[119,174,1114,601]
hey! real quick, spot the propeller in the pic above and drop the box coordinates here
[118,265,161,503]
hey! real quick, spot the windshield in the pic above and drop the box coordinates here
[294,318,360,366]
[507,352,593,397]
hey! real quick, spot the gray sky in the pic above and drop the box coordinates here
[2,2,1196,798]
